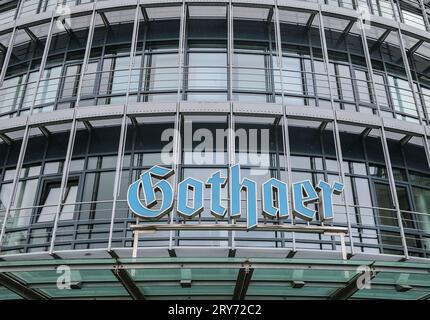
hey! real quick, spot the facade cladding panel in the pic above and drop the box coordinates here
[0,0,428,300]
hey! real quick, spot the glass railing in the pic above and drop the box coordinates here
[0,195,428,257]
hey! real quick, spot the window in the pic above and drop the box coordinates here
[401,9,426,30]
[233,53,267,92]
[148,53,179,91]
[35,66,62,107]
[187,52,227,90]
[37,180,78,223]
[61,64,81,100]
[354,69,372,104]
[388,76,417,117]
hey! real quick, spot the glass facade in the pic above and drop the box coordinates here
[0,0,429,300]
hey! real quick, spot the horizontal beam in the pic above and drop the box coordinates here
[131,223,349,235]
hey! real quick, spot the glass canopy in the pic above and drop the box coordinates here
[0,257,429,300]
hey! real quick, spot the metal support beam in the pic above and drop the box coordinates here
[38,126,51,138]
[319,120,328,132]
[318,7,355,255]
[358,17,382,116]
[329,267,377,300]
[0,43,7,53]
[408,40,424,55]
[233,266,253,300]
[0,124,30,248]
[400,134,412,146]
[82,120,93,131]
[168,0,187,249]
[360,127,372,138]
[228,1,236,250]
[99,12,112,30]
[342,20,355,35]
[0,273,48,300]
[130,116,139,128]
[140,6,149,22]
[108,1,141,251]
[24,27,41,45]
[49,4,97,255]
[418,0,430,31]
[306,12,317,29]
[112,266,145,300]
[266,7,273,24]
[0,27,17,86]
[397,26,425,124]
[0,133,12,145]
[131,223,349,234]
[419,292,430,300]
[370,29,391,52]
[29,15,55,115]
[380,126,410,259]
[274,0,296,251]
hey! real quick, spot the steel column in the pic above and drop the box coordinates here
[29,14,55,115]
[418,0,430,31]
[228,0,236,249]
[0,27,16,87]
[274,1,296,251]
[358,12,409,260]
[108,0,140,252]
[317,7,355,255]
[168,0,186,250]
[379,124,410,259]
[0,125,30,249]
[396,27,425,124]
[49,4,97,254]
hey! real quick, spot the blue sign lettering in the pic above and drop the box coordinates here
[127,165,344,229]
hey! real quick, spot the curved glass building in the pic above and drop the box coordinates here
[0,0,430,300]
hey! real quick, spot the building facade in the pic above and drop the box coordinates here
[0,0,429,300]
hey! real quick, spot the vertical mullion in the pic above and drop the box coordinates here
[0,13,55,250]
[228,0,235,249]
[15,0,26,20]
[396,27,425,124]
[107,0,140,252]
[389,0,401,22]
[422,130,430,177]
[75,6,96,107]
[29,14,55,115]
[0,27,17,87]
[357,16,409,257]
[48,3,97,254]
[274,1,295,250]
[358,17,382,116]
[169,1,186,249]
[379,123,410,258]
[318,7,355,255]
[418,0,430,31]
[0,123,30,249]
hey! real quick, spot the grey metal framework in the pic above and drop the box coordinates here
[0,0,429,266]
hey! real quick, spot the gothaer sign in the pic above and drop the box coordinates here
[127,165,344,230]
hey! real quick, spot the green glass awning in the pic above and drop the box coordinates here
[0,257,428,300]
